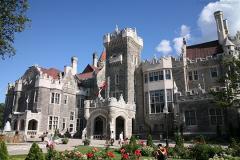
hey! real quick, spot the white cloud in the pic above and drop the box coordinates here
[173,25,191,54]
[198,0,240,41]
[155,40,172,55]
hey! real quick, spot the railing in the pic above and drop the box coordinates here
[93,135,105,140]
[27,130,37,136]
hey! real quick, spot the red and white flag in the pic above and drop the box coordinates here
[97,81,107,96]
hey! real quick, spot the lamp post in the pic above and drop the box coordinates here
[163,107,169,147]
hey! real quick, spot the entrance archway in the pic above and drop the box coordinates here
[116,116,125,139]
[94,116,106,137]
[28,119,38,130]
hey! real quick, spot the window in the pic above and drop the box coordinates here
[48,116,53,130]
[80,119,84,130]
[81,99,84,108]
[159,71,164,80]
[51,93,55,104]
[76,119,80,129]
[55,93,60,104]
[154,72,158,81]
[115,74,119,85]
[34,90,38,103]
[150,90,165,114]
[167,89,172,102]
[193,70,198,80]
[209,108,223,125]
[165,70,171,79]
[53,117,58,129]
[144,74,148,83]
[50,92,60,104]
[48,116,58,130]
[185,110,197,126]
[144,92,149,114]
[70,112,74,120]
[210,67,218,78]
[62,118,66,130]
[63,95,68,104]
[188,71,193,81]
[69,124,74,132]
[149,72,154,82]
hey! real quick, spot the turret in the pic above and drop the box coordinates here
[92,52,98,67]
[214,11,228,45]
[71,56,78,75]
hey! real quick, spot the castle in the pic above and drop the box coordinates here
[3,11,240,140]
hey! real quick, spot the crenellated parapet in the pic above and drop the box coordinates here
[142,56,172,71]
[35,68,63,89]
[103,27,143,47]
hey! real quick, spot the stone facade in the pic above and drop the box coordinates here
[3,11,240,140]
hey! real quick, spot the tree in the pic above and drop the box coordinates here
[0,141,9,160]
[0,0,30,59]
[25,142,45,160]
[211,58,240,136]
[211,58,240,108]
[0,103,5,129]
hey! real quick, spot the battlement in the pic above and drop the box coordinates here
[103,27,143,47]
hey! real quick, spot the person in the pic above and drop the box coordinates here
[119,131,123,146]
[155,144,167,160]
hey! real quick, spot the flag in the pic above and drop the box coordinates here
[97,81,107,96]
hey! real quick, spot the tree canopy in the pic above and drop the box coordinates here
[0,0,30,59]
[211,58,240,108]
[0,103,5,129]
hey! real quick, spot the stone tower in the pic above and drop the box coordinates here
[103,27,143,104]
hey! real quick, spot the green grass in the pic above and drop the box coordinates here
[10,155,26,160]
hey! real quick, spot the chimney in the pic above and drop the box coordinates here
[71,56,78,75]
[223,19,229,35]
[214,11,227,45]
[92,52,98,67]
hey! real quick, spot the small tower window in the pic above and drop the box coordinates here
[115,74,119,85]
[165,70,171,80]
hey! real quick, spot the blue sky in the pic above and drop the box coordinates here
[0,0,239,103]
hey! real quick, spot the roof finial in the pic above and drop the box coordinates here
[115,24,119,33]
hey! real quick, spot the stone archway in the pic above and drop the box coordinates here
[93,116,106,139]
[28,119,38,130]
[116,116,125,140]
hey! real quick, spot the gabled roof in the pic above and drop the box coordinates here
[186,40,223,60]
[76,72,94,80]
[39,67,61,79]
[82,64,99,73]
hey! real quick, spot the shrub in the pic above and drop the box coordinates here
[192,144,223,160]
[129,135,137,146]
[0,141,9,160]
[83,138,90,146]
[62,137,69,144]
[228,138,240,157]
[194,135,206,144]
[141,146,154,157]
[64,129,71,138]
[45,147,61,160]
[146,134,154,147]
[25,142,45,160]
[175,133,184,147]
